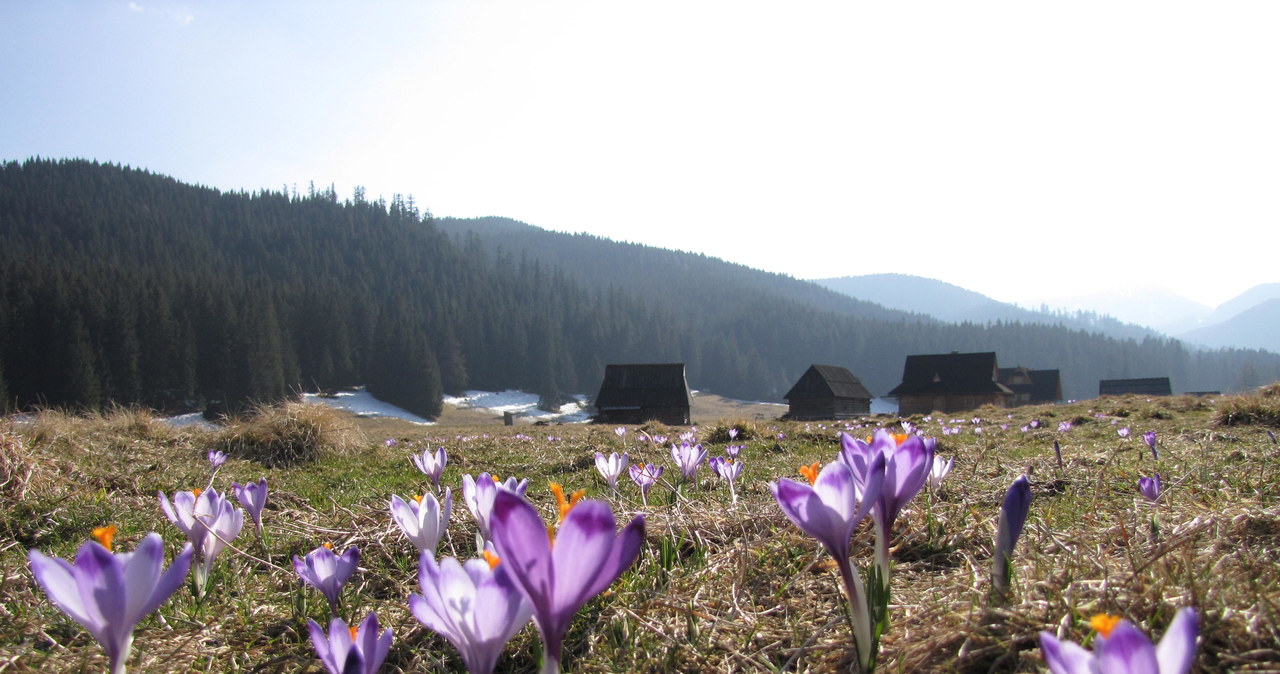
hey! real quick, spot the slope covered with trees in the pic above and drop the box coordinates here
[1,159,1277,416]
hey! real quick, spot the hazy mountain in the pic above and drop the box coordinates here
[1180,298,1280,353]
[813,274,1027,323]
[1202,283,1280,326]
[812,274,1161,342]
[1040,287,1212,335]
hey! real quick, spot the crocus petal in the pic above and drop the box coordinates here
[1038,632,1095,674]
[308,619,337,672]
[29,548,100,636]
[1155,608,1198,674]
[552,500,643,612]
[355,613,392,674]
[1097,620,1160,673]
[489,492,554,609]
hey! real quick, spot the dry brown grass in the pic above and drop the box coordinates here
[213,400,365,467]
[1213,383,1280,428]
[2,391,1277,673]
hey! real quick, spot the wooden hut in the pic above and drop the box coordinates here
[998,367,1063,406]
[888,351,1013,415]
[594,363,692,425]
[1098,377,1172,397]
[783,364,873,420]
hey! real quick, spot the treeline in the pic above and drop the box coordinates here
[1,159,1278,418]
[434,216,1280,401]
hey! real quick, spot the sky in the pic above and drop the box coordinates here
[3,1,1279,308]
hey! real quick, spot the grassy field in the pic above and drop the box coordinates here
[1,388,1278,672]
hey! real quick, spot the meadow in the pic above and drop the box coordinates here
[2,387,1278,673]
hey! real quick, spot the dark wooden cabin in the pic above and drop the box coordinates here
[998,367,1064,406]
[594,363,692,425]
[1098,377,1172,397]
[888,351,1013,415]
[783,364,873,420]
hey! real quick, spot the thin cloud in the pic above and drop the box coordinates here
[172,11,193,26]
[127,2,143,11]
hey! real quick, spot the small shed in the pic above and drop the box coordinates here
[888,351,1013,415]
[784,364,873,420]
[999,367,1064,406]
[1099,377,1172,397]
[594,363,692,425]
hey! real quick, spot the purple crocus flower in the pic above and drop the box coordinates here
[1039,608,1198,674]
[308,613,392,674]
[462,473,529,544]
[772,457,886,672]
[390,489,452,555]
[629,463,663,505]
[1138,474,1163,503]
[28,529,193,674]
[410,553,533,674]
[670,441,708,482]
[490,490,644,674]
[294,544,360,614]
[927,455,954,490]
[839,430,935,588]
[384,438,398,448]
[594,451,629,494]
[710,456,744,503]
[728,427,739,440]
[725,443,743,458]
[992,475,1032,597]
[1058,421,1073,433]
[232,477,269,537]
[207,449,228,470]
[412,447,447,491]
[1118,427,1131,439]
[1144,431,1159,459]
[158,487,243,595]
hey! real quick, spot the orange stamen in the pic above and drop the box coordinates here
[413,494,424,504]
[1090,614,1122,638]
[482,549,501,570]
[92,524,117,551]
[323,542,333,550]
[799,462,821,485]
[891,433,909,445]
[349,626,359,640]
[549,482,585,524]
[491,474,501,483]
[191,488,202,497]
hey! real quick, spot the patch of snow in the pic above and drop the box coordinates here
[302,388,436,425]
[443,390,592,424]
[164,412,220,431]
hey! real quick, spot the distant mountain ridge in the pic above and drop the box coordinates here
[1180,298,1280,353]
[812,274,1161,342]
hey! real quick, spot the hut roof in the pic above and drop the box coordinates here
[999,367,1063,402]
[1099,377,1172,396]
[888,351,1012,397]
[595,363,691,409]
[784,364,873,401]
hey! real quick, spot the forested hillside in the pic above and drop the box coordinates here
[1,159,1277,417]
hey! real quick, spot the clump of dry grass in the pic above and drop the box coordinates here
[213,400,364,467]
[0,421,37,500]
[1212,383,1280,428]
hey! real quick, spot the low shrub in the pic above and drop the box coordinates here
[213,400,363,466]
